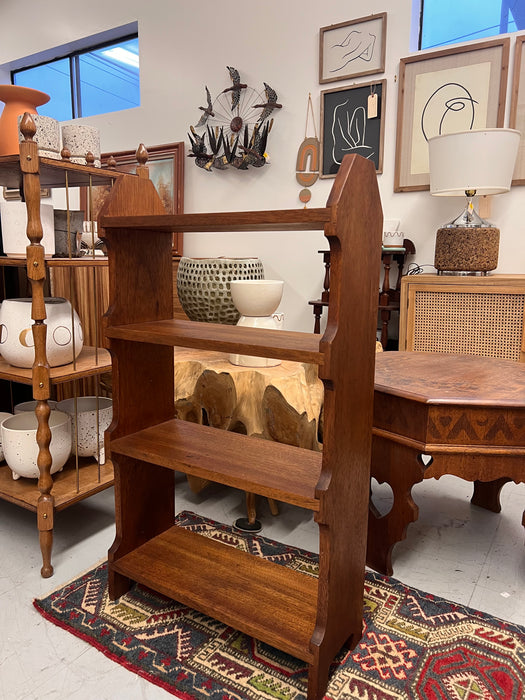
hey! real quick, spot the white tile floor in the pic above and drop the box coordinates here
[1,472,524,699]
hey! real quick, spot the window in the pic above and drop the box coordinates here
[12,34,140,120]
[419,0,525,50]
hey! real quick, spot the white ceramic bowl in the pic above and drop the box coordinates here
[1,410,71,479]
[0,412,13,461]
[230,279,284,317]
[57,396,112,462]
[14,400,57,414]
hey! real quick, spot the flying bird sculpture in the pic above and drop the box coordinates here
[195,86,214,127]
[222,66,247,111]
[252,83,282,123]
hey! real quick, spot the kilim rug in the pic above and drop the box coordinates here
[34,510,525,700]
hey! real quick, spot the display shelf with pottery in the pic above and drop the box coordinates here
[0,297,83,368]
[1,410,71,479]
[0,84,50,156]
[229,279,284,367]
[57,396,112,463]
[177,257,264,324]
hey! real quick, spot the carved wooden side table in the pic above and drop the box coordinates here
[369,351,525,575]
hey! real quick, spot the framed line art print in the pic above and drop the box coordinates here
[394,38,510,192]
[81,142,185,254]
[320,80,386,178]
[319,13,386,84]
[510,34,525,185]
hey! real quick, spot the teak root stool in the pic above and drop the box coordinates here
[368,351,525,575]
[173,348,323,529]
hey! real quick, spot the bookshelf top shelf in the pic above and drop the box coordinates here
[101,207,333,233]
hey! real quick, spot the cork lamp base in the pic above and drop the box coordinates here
[434,227,499,272]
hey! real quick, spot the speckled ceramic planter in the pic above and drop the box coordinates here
[0,412,13,461]
[57,396,112,463]
[61,124,101,166]
[14,400,57,414]
[18,114,61,159]
[1,410,71,480]
[177,257,265,324]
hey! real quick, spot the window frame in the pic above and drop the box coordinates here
[418,0,524,50]
[11,31,139,120]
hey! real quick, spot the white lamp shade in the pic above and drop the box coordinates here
[428,128,520,196]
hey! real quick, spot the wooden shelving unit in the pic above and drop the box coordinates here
[0,119,129,577]
[101,153,383,699]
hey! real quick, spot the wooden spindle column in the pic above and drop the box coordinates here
[19,113,54,578]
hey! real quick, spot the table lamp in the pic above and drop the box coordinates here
[428,128,520,273]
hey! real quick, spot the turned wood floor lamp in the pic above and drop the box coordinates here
[428,128,520,274]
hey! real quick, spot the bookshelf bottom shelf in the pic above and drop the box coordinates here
[110,523,318,662]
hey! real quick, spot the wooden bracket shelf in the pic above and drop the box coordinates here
[111,418,322,510]
[0,346,111,385]
[0,154,130,189]
[0,458,114,511]
[106,319,323,366]
[111,525,318,662]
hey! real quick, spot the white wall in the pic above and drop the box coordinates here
[0,0,523,331]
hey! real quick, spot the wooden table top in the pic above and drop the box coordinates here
[374,352,525,407]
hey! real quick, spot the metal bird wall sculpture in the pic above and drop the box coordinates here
[188,67,282,172]
[195,86,214,127]
[252,83,282,124]
[222,66,247,111]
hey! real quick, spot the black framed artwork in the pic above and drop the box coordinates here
[320,80,385,178]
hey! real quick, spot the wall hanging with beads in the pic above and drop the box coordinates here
[188,67,282,172]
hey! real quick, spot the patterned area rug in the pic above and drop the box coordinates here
[34,511,525,699]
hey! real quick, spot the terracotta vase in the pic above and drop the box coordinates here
[0,84,50,156]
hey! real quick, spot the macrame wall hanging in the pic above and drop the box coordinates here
[295,94,320,205]
[188,66,282,172]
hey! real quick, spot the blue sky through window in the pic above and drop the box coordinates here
[420,0,525,49]
[12,36,139,119]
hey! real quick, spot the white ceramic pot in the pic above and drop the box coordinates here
[14,400,57,414]
[177,257,264,324]
[0,412,13,461]
[1,410,71,479]
[0,297,84,368]
[0,200,55,256]
[229,280,284,368]
[57,396,112,463]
